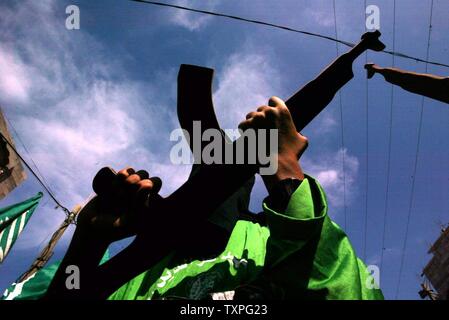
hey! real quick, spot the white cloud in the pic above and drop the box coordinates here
[301,7,335,28]
[14,81,143,204]
[310,110,338,136]
[168,0,218,31]
[213,53,281,131]
[303,148,359,209]
[0,49,31,103]
[297,1,360,41]
[0,0,187,249]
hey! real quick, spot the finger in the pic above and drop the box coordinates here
[149,176,162,194]
[92,167,117,196]
[238,119,252,131]
[135,178,162,196]
[240,111,266,130]
[268,96,286,109]
[251,112,267,128]
[257,105,272,112]
[245,111,258,120]
[117,167,135,182]
[135,179,154,205]
[135,170,150,180]
[256,105,277,120]
[116,173,142,198]
[137,179,154,192]
[135,177,162,207]
[111,168,136,202]
[125,173,142,187]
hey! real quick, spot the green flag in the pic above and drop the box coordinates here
[2,259,59,300]
[0,192,43,263]
[2,251,110,300]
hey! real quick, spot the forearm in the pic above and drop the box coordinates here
[44,229,109,299]
[378,67,449,102]
[380,67,446,81]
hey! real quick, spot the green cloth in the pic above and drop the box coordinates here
[2,260,60,300]
[0,192,43,263]
[1,251,110,300]
[3,175,383,300]
[109,176,383,300]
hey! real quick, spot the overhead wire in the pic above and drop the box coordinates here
[379,0,397,279]
[0,131,72,218]
[395,0,434,300]
[129,0,449,69]
[333,0,347,231]
[3,114,57,197]
[363,0,369,262]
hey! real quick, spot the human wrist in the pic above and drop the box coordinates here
[262,153,304,193]
[45,229,109,299]
[264,177,302,213]
[71,227,110,254]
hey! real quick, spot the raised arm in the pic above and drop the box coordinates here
[365,63,449,104]
[44,168,162,300]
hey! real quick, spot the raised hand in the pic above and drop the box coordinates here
[77,167,162,243]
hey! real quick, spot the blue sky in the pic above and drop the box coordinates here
[0,0,448,300]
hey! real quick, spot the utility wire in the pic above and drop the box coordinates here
[2,114,75,222]
[363,0,369,262]
[333,0,347,231]
[380,0,396,280]
[395,0,434,300]
[0,131,72,217]
[3,115,57,197]
[130,0,449,69]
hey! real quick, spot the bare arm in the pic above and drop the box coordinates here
[366,63,449,104]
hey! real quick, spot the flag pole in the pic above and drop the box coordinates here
[16,205,81,283]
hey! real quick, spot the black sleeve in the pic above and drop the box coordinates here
[264,178,303,213]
